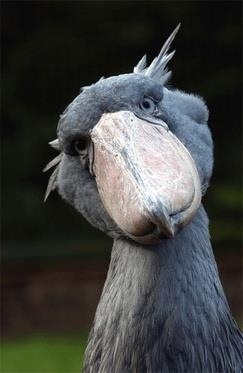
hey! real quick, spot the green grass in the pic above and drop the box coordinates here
[0,334,87,373]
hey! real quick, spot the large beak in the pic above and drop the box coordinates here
[90,111,201,244]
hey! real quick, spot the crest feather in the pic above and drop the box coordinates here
[49,139,60,150]
[44,166,60,202]
[133,23,181,84]
[133,55,147,73]
[43,138,62,202]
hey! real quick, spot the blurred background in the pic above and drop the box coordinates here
[1,1,242,372]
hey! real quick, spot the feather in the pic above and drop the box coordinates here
[49,138,60,150]
[44,165,59,202]
[42,154,62,173]
[133,55,147,73]
[133,23,180,84]
[43,140,63,202]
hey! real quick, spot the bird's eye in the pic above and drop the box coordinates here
[73,136,89,155]
[139,97,157,114]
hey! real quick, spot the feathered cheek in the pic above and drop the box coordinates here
[90,110,202,244]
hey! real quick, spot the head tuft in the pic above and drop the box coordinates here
[133,23,181,85]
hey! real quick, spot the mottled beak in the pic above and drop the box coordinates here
[90,111,201,244]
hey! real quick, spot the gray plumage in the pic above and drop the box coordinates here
[85,208,242,373]
[45,25,243,372]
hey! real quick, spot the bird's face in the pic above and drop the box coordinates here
[45,27,213,244]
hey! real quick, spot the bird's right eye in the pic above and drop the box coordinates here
[72,136,90,156]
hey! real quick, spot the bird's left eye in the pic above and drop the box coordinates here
[139,97,157,114]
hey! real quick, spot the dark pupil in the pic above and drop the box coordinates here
[74,137,88,152]
[143,99,151,109]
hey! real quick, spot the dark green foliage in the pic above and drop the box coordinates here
[1,334,88,372]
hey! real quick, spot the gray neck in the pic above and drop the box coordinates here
[83,206,242,373]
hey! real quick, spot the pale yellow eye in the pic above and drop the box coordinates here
[139,97,156,114]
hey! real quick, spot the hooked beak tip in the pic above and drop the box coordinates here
[159,218,176,239]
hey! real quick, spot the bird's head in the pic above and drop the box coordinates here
[44,24,213,244]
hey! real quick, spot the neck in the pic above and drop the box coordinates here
[83,206,242,372]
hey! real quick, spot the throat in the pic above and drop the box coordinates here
[83,207,239,373]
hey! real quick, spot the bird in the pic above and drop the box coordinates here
[44,24,243,373]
